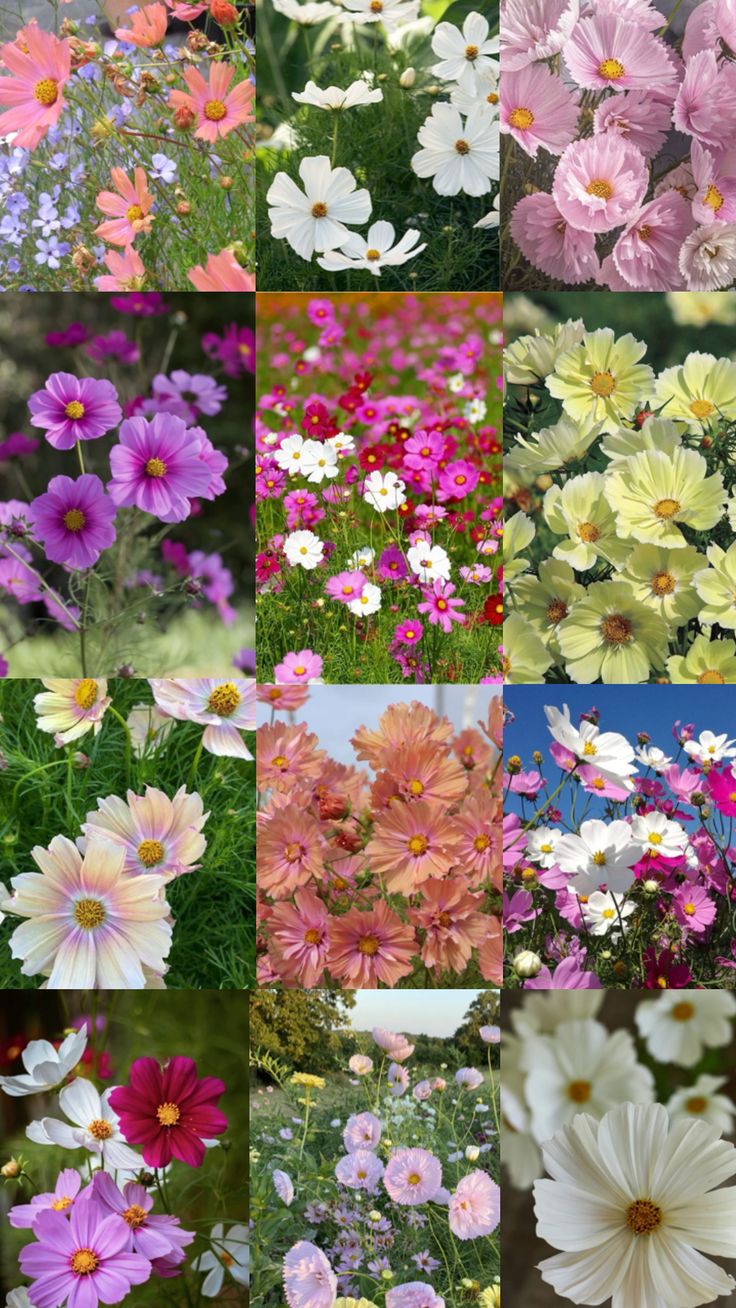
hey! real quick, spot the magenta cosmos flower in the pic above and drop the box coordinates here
[384,1147,443,1205]
[91,1172,195,1272]
[149,678,255,758]
[553,135,648,233]
[283,1242,337,1308]
[28,373,122,451]
[563,13,679,95]
[19,1202,151,1308]
[612,192,695,289]
[501,64,579,158]
[418,580,466,632]
[107,1055,227,1168]
[510,193,598,284]
[274,649,323,684]
[449,1170,499,1238]
[31,474,117,569]
[108,413,211,523]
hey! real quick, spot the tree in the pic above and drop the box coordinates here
[249,992,356,1075]
[454,992,500,1064]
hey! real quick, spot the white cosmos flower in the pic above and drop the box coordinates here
[193,1223,249,1296]
[363,469,406,511]
[635,991,736,1068]
[502,1031,543,1189]
[667,1074,735,1136]
[544,704,637,790]
[0,1029,87,1098]
[630,811,689,859]
[385,13,434,48]
[348,582,381,616]
[451,74,499,117]
[684,729,736,765]
[6,1291,31,1308]
[300,439,339,484]
[341,0,420,30]
[27,1079,141,1170]
[266,156,372,261]
[679,223,736,292]
[521,1018,654,1145]
[271,0,341,23]
[273,434,306,472]
[475,194,500,229]
[317,220,426,275]
[293,79,383,109]
[635,744,673,771]
[431,12,500,93]
[348,546,375,568]
[327,432,354,455]
[511,992,604,1039]
[580,890,635,937]
[412,104,499,196]
[283,530,325,569]
[407,543,451,582]
[525,827,563,870]
[534,1102,736,1308]
[553,819,642,894]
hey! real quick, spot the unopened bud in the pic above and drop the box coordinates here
[513,950,541,979]
[465,1145,480,1161]
[1,1159,20,1178]
[399,67,416,87]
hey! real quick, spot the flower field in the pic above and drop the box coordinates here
[256,293,502,686]
[0,1,254,291]
[501,0,736,293]
[250,998,500,1308]
[0,292,254,677]
[256,0,498,291]
[1,989,248,1306]
[0,676,255,990]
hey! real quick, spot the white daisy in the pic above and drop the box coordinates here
[525,827,563,870]
[193,1223,249,1297]
[580,890,636,937]
[292,79,383,109]
[363,469,406,511]
[300,439,340,484]
[684,729,736,765]
[553,819,642,894]
[544,704,638,790]
[317,220,426,275]
[667,1074,735,1136]
[636,991,736,1067]
[347,582,381,616]
[535,1102,736,1308]
[283,530,325,569]
[406,543,451,582]
[27,1079,141,1171]
[411,104,499,196]
[0,1030,87,1098]
[273,434,306,472]
[266,156,372,261]
[431,11,500,93]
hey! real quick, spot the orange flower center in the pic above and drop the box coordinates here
[75,678,98,709]
[599,58,624,80]
[284,842,305,863]
[672,1002,695,1021]
[408,834,429,855]
[465,43,478,59]
[474,834,490,852]
[127,204,145,223]
[123,1204,148,1228]
[63,508,86,533]
[71,1248,99,1276]
[455,139,470,155]
[626,1199,662,1236]
[204,98,227,121]
[52,1196,73,1211]
[567,1080,591,1103]
[590,370,616,397]
[311,201,328,218]
[586,179,614,200]
[156,1101,181,1126]
[304,928,322,944]
[699,670,726,684]
[653,498,680,520]
[577,520,600,543]
[138,839,165,867]
[651,570,676,596]
[690,398,715,418]
[509,106,534,129]
[74,900,106,931]
[358,934,380,955]
[601,614,633,646]
[35,78,59,106]
[208,682,241,716]
[87,1118,113,1140]
[686,1095,708,1114]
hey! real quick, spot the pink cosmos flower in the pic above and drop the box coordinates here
[384,1147,443,1205]
[274,649,323,684]
[283,1242,337,1308]
[510,192,598,283]
[612,192,694,289]
[169,63,254,141]
[108,413,211,523]
[149,678,255,758]
[394,619,424,645]
[90,1173,195,1269]
[553,135,648,233]
[683,0,719,58]
[325,570,366,603]
[257,684,311,711]
[116,2,168,46]
[500,64,579,158]
[388,1062,410,1095]
[31,474,117,569]
[257,806,325,899]
[417,579,466,632]
[525,956,602,988]
[691,141,736,224]
[9,1168,83,1228]
[188,250,256,291]
[80,785,206,881]
[19,1204,151,1308]
[343,1111,382,1152]
[366,799,461,895]
[95,167,155,247]
[707,767,736,815]
[335,1149,385,1191]
[578,765,631,801]
[717,0,736,50]
[268,887,330,987]
[349,1054,373,1074]
[593,0,667,28]
[95,247,147,292]
[563,13,679,95]
[437,458,480,501]
[28,373,122,451]
[166,0,209,16]
[448,1170,500,1238]
[107,1055,227,1168]
[372,1028,415,1061]
[386,1285,445,1308]
[413,879,487,973]
[273,1170,295,1206]
[0,24,72,150]
[501,0,580,70]
[327,901,416,988]
[679,223,736,290]
[594,90,673,162]
[673,50,736,148]
[674,884,717,932]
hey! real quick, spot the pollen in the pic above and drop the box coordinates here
[293,664,306,676]
[408,779,424,795]
[651,570,676,596]
[156,1101,181,1126]
[311,201,328,218]
[145,457,167,478]
[284,842,305,862]
[87,1118,113,1140]
[474,834,490,852]
[454,138,470,155]
[366,248,381,260]
[601,614,633,645]
[126,204,145,224]
[683,902,696,916]
[52,1196,73,1211]
[626,1199,662,1236]
[637,225,651,241]
[586,179,614,201]
[465,43,479,59]
[122,1204,148,1228]
[75,678,99,709]
[138,838,165,867]
[207,682,241,716]
[592,850,607,866]
[690,398,715,418]
[65,400,85,420]
[589,370,616,397]
[220,1251,235,1265]
[602,908,615,919]
[699,670,726,683]
[407,1172,422,1185]
[304,928,322,944]
[583,743,597,759]
[704,184,724,212]
[74,898,106,930]
[672,1001,695,1021]
[598,58,625,80]
[358,934,380,955]
[546,598,568,623]
[686,1095,708,1114]
[63,508,86,533]
[567,1080,591,1103]
[35,78,59,106]
[509,106,534,130]
[272,754,288,769]
[71,1248,99,1276]
[653,498,680,519]
[204,98,227,121]
[408,834,429,855]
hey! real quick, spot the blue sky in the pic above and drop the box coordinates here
[349,990,489,1037]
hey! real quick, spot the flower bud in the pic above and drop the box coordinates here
[465,1145,480,1161]
[1,1159,20,1177]
[381,1269,394,1281]
[643,879,659,894]
[211,0,239,22]
[513,950,542,978]
[399,67,416,87]
[506,754,522,775]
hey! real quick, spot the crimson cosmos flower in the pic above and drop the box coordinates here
[107,1056,227,1168]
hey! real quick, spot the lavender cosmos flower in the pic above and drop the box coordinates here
[31,474,117,569]
[19,1202,151,1308]
[28,373,123,451]
[9,1167,83,1227]
[108,414,212,523]
[90,1173,195,1274]
[283,1241,337,1308]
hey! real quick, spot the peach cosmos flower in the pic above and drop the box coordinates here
[268,886,330,987]
[257,805,325,899]
[0,24,72,150]
[95,167,155,247]
[453,793,501,889]
[365,799,462,895]
[412,878,488,975]
[379,742,468,806]
[95,247,146,292]
[188,250,255,291]
[115,3,168,47]
[351,701,454,771]
[256,721,326,792]
[166,0,209,17]
[478,915,502,984]
[327,901,416,988]
[169,63,254,142]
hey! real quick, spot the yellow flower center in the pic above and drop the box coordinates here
[455,139,470,155]
[204,98,227,121]
[63,508,86,533]
[602,908,615,919]
[672,1002,695,1021]
[601,614,633,645]
[502,655,511,676]
[408,779,424,795]
[509,106,534,129]
[207,682,241,716]
[474,834,490,852]
[123,1204,148,1228]
[156,1101,181,1126]
[71,1249,99,1276]
[138,838,165,867]
[653,498,680,519]
[293,664,306,675]
[546,598,568,623]
[145,457,167,478]
[75,679,98,709]
[648,831,662,845]
[589,370,616,397]
[304,928,322,944]
[592,850,607,866]
[704,184,723,212]
[87,1118,113,1140]
[683,902,696,915]
[126,204,145,223]
[220,1251,235,1266]
[686,1095,708,1113]
[74,899,106,930]
[651,570,676,596]
[407,1172,422,1185]
[272,754,288,769]
[358,934,380,955]
[65,400,85,420]
[408,834,429,855]
[366,248,381,260]
[586,179,613,200]
[699,670,726,683]
[311,201,328,218]
[626,1199,662,1236]
[567,1080,591,1103]
[598,58,625,79]
[52,1196,73,1211]
[34,78,59,106]
[465,43,479,60]
[690,398,715,419]
[284,842,304,862]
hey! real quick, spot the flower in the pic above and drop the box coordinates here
[679,223,736,291]
[283,1241,337,1308]
[169,64,254,141]
[674,884,717,933]
[501,0,578,68]
[293,79,383,109]
[193,1224,250,1297]
[115,2,168,45]
[431,13,499,93]
[9,1168,84,1229]
[0,1029,86,1098]
[95,168,155,247]
[383,1148,442,1205]
[90,1172,194,1269]
[407,544,451,583]
[0,25,72,150]
[273,1169,295,1206]
[448,1171,499,1238]
[563,12,678,94]
[547,328,654,433]
[666,1074,735,1135]
[581,891,636,936]
[275,650,323,683]
[148,679,255,759]
[683,729,736,765]
[95,247,147,293]
[417,580,465,632]
[386,1286,445,1308]
[344,1112,382,1152]
[510,193,598,285]
[31,474,117,570]
[327,901,416,988]
[349,1055,373,1075]
[612,192,695,290]
[501,65,579,158]
[412,104,498,197]
[653,351,736,430]
[28,373,122,451]
[620,544,703,627]
[27,1077,141,1168]
[534,1103,736,1308]
[34,679,111,745]
[267,158,372,261]
[284,530,325,569]
[317,222,426,275]
[108,413,212,524]
[19,1204,151,1308]
[108,1055,227,1167]
[608,447,726,549]
[363,470,406,512]
[553,819,642,894]
[668,635,736,684]
[188,250,255,292]
[556,580,669,683]
[553,135,648,235]
[80,786,206,881]
[335,1149,385,1191]
[673,49,736,149]
[503,613,553,683]
[635,992,736,1066]
[372,1028,415,1060]
[366,800,460,894]
[3,836,171,989]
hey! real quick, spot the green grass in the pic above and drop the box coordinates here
[0,679,255,989]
